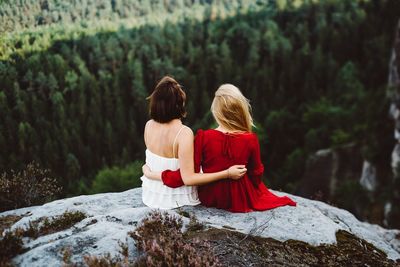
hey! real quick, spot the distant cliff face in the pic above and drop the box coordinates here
[389,19,400,170]
[388,19,400,228]
[296,143,363,202]
[296,19,400,229]
[296,143,383,224]
[0,188,399,266]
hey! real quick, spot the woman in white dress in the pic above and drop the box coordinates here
[141,76,246,209]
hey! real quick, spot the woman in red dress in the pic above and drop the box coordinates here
[143,84,296,212]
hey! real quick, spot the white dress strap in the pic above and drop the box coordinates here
[172,125,186,158]
[144,121,151,146]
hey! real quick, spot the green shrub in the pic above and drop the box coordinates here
[90,161,143,194]
[331,129,352,147]
[279,148,307,190]
[67,178,91,196]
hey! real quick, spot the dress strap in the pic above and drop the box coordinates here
[172,125,186,158]
[144,121,151,146]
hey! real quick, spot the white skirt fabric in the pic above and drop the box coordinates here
[141,149,200,209]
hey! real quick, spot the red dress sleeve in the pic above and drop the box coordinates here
[161,129,204,188]
[161,169,185,188]
[247,134,264,180]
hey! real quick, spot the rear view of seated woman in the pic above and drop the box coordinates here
[141,77,246,209]
[143,84,296,212]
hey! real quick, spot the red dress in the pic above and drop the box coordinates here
[161,129,296,212]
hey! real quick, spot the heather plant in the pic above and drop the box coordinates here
[83,254,125,267]
[129,211,183,251]
[0,215,22,236]
[61,240,131,267]
[23,210,87,239]
[0,162,62,212]
[130,211,220,267]
[0,230,24,265]
[61,247,74,267]
[186,214,205,233]
[0,210,86,265]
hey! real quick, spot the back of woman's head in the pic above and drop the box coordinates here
[148,76,187,123]
[211,84,254,132]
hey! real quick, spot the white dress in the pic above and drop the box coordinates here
[141,149,200,209]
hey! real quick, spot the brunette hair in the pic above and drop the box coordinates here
[148,76,187,123]
[211,84,254,132]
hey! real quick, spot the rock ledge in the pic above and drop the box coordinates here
[1,188,399,266]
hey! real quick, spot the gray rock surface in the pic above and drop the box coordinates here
[1,188,399,266]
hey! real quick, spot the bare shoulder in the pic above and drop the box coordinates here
[145,119,156,132]
[179,126,194,140]
[145,119,153,128]
[178,126,194,144]
[182,125,194,135]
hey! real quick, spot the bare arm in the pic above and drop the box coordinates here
[142,165,161,180]
[142,163,245,181]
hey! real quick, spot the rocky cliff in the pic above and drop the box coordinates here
[388,18,400,228]
[1,188,399,266]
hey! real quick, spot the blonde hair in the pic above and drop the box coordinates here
[211,84,254,132]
